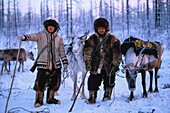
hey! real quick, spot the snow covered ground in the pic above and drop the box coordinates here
[0,50,170,113]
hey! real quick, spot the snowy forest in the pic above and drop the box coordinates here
[0,0,170,113]
[0,0,170,49]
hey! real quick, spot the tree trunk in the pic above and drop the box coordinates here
[70,0,73,34]
[126,0,129,35]
[155,0,161,28]
[110,0,113,32]
[66,0,69,38]
[146,0,150,38]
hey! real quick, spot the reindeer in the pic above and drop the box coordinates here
[0,48,35,74]
[121,36,164,101]
[64,31,89,101]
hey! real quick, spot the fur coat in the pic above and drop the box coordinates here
[24,29,68,70]
[83,33,121,75]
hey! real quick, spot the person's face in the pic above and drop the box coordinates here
[97,27,106,35]
[47,26,55,33]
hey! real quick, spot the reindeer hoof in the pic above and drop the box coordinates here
[142,93,148,98]
[71,96,76,101]
[154,89,159,92]
[148,88,153,93]
[128,95,134,101]
[80,94,87,99]
[71,98,74,101]
[81,97,87,100]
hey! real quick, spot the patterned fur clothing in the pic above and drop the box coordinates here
[83,33,122,75]
[23,30,68,70]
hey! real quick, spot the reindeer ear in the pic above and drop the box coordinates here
[30,51,33,55]
[78,36,83,40]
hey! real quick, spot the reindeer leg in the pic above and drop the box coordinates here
[77,59,87,100]
[71,71,77,101]
[1,61,8,75]
[80,72,87,99]
[0,62,4,75]
[76,85,79,92]
[4,62,7,71]
[8,61,10,72]
[148,70,153,93]
[71,76,77,101]
[18,61,21,72]
[22,61,24,72]
[154,68,159,92]
[7,61,10,74]
[141,70,147,98]
[80,84,86,99]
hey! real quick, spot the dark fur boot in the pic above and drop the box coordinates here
[85,91,97,104]
[102,87,113,101]
[34,91,44,107]
[46,89,60,104]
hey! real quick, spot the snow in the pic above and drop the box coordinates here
[0,50,170,113]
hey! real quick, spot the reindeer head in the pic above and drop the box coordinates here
[125,64,138,91]
[28,51,35,61]
[72,37,84,54]
[71,31,89,54]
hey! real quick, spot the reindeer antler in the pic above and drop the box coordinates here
[84,30,89,35]
[79,30,89,40]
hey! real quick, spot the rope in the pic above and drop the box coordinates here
[8,107,50,113]
[4,39,22,113]
[108,69,115,86]
[61,71,71,85]
[108,64,125,86]
[116,72,125,78]
[109,86,115,106]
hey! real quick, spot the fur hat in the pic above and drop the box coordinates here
[43,18,60,33]
[94,18,110,32]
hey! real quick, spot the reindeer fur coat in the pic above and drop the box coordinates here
[23,30,68,70]
[83,33,122,75]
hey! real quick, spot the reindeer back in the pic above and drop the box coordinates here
[140,41,164,70]
[152,42,164,69]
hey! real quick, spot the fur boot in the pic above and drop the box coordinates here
[85,91,97,104]
[34,91,44,107]
[102,87,113,101]
[46,88,60,104]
